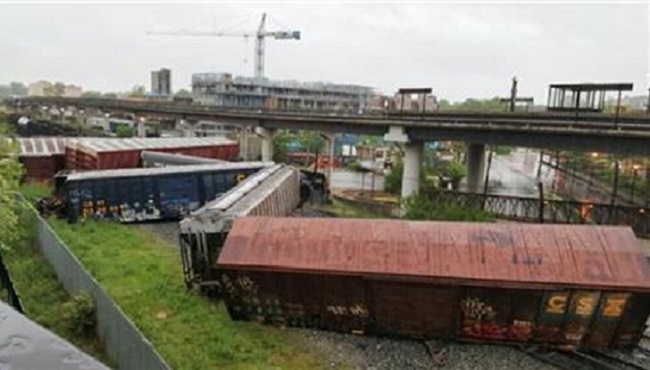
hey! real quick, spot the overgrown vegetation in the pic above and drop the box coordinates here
[47,218,322,369]
[403,192,494,222]
[2,205,108,363]
[62,293,97,338]
[0,121,24,248]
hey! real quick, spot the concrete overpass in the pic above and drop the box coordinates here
[6,96,650,205]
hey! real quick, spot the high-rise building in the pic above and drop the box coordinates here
[191,72,374,113]
[151,68,172,97]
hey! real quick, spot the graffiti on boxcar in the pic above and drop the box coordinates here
[469,230,515,247]
[326,303,369,317]
[78,198,161,223]
[460,297,534,341]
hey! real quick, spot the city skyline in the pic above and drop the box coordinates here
[0,2,647,102]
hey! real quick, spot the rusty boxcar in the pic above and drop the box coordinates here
[65,137,239,171]
[217,217,650,350]
[4,137,68,182]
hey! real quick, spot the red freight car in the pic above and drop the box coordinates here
[65,137,239,171]
[5,137,68,182]
[217,217,650,350]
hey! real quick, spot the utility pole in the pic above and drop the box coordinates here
[510,76,518,113]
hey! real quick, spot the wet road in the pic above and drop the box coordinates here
[485,149,555,197]
[330,149,555,198]
[331,170,385,191]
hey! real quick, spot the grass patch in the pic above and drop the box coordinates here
[20,182,52,202]
[47,218,323,370]
[2,205,109,364]
[316,198,386,219]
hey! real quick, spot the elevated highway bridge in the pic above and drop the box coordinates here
[6,96,650,206]
[6,96,650,156]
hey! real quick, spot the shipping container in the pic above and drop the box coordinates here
[179,165,301,290]
[4,137,68,182]
[56,162,273,223]
[217,217,650,350]
[65,137,239,171]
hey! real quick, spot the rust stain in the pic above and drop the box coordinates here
[218,217,650,291]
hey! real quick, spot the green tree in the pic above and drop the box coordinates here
[384,161,403,195]
[175,89,192,98]
[0,122,25,249]
[298,131,325,154]
[128,85,146,98]
[102,92,118,99]
[116,125,135,138]
[272,130,294,163]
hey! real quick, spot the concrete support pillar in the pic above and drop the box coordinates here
[256,127,276,162]
[401,140,424,201]
[466,143,487,193]
[324,134,335,185]
[136,118,146,138]
[239,126,249,161]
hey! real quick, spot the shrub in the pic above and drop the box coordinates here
[62,293,96,338]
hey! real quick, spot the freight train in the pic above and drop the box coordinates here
[47,162,273,223]
[216,217,650,351]
[179,164,303,292]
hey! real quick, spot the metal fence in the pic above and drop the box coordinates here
[35,216,170,370]
[426,190,650,236]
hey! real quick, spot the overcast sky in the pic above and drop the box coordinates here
[0,2,648,102]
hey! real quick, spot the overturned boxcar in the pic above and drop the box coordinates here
[54,162,273,223]
[179,164,301,291]
[217,217,650,350]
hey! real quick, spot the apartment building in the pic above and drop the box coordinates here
[191,73,374,113]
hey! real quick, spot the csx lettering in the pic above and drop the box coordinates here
[602,298,626,317]
[546,295,567,314]
[575,296,595,316]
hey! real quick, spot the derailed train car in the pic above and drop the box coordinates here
[217,217,650,350]
[179,164,301,291]
[0,300,108,370]
[52,162,273,222]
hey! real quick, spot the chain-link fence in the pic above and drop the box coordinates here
[35,216,170,370]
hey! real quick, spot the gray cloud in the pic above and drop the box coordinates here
[0,2,647,102]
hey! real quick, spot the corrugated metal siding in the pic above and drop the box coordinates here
[78,137,236,154]
[4,137,69,157]
[65,137,240,170]
[219,218,650,291]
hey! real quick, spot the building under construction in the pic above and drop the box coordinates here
[191,72,374,113]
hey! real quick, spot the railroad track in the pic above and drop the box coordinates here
[519,345,649,370]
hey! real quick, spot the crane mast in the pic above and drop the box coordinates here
[147,13,300,79]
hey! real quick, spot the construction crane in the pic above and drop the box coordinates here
[147,13,300,79]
